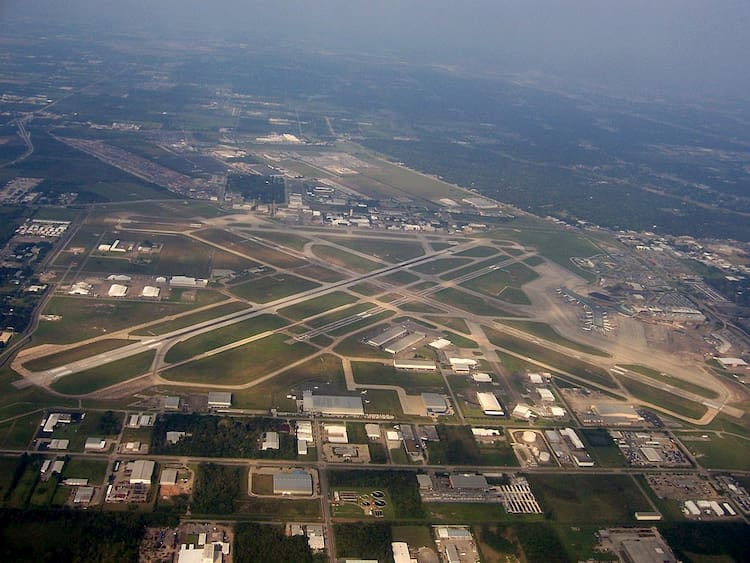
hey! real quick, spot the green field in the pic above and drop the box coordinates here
[428,502,518,522]
[164,314,288,363]
[196,228,308,268]
[161,333,315,385]
[0,413,39,449]
[278,291,357,320]
[243,230,311,251]
[363,389,404,417]
[442,331,478,348]
[62,457,109,484]
[425,316,470,334]
[22,339,133,372]
[322,236,425,263]
[501,320,610,357]
[352,362,447,394]
[526,473,651,523]
[620,364,719,399]
[381,270,420,285]
[311,245,383,273]
[48,411,123,452]
[33,296,222,344]
[618,376,708,419]
[233,354,346,411]
[676,433,750,470]
[488,228,600,281]
[235,497,321,520]
[455,246,500,257]
[459,263,540,299]
[132,301,248,336]
[50,350,156,395]
[293,264,347,282]
[433,288,515,317]
[483,326,615,388]
[229,274,320,303]
[410,257,471,275]
[333,331,391,359]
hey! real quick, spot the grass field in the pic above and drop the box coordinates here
[0,457,22,500]
[526,473,651,523]
[49,410,122,452]
[229,274,320,303]
[132,301,248,336]
[620,364,719,399]
[618,376,708,419]
[676,433,750,470]
[327,310,395,337]
[501,320,610,357]
[164,314,288,363]
[348,282,382,296]
[0,412,39,449]
[278,292,357,320]
[22,339,133,372]
[33,296,221,344]
[428,502,520,522]
[235,497,321,520]
[161,333,315,385]
[455,246,500,257]
[410,257,471,275]
[381,270,420,285]
[483,326,615,388]
[62,457,108,484]
[442,331,478,348]
[425,316,470,334]
[363,389,404,416]
[196,228,308,268]
[233,354,346,411]
[293,264,347,282]
[322,236,425,263]
[352,362,447,394]
[488,228,600,282]
[433,288,515,317]
[311,245,383,273]
[333,332,391,359]
[50,350,156,395]
[243,230,311,251]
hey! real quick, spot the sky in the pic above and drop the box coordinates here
[3,0,750,99]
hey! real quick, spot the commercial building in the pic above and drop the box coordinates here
[302,391,364,416]
[422,393,449,415]
[160,468,178,486]
[84,437,107,451]
[477,392,504,416]
[450,474,488,490]
[108,283,128,297]
[207,392,232,408]
[129,459,155,485]
[261,432,280,450]
[393,359,437,371]
[164,396,181,410]
[273,471,313,495]
[367,326,408,347]
[384,332,425,354]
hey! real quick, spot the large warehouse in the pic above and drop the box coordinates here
[367,326,408,348]
[129,459,155,485]
[302,390,364,416]
[384,332,425,354]
[207,392,232,408]
[273,470,313,495]
[477,392,505,416]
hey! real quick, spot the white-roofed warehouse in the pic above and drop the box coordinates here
[302,391,363,416]
[273,470,313,495]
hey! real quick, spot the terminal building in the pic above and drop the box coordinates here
[302,391,364,416]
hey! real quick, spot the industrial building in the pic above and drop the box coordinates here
[393,359,437,370]
[449,358,477,373]
[129,459,155,485]
[537,388,555,402]
[141,285,160,298]
[324,424,349,443]
[391,542,412,563]
[367,326,408,347]
[422,393,449,415]
[476,392,504,416]
[207,392,232,408]
[471,373,492,383]
[384,332,425,354]
[450,474,488,490]
[716,357,748,369]
[107,283,128,297]
[159,468,178,486]
[84,437,106,451]
[302,391,364,416]
[273,470,313,495]
[261,432,280,450]
[170,276,208,288]
[164,396,181,410]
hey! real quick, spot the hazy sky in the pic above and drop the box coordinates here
[4,0,750,99]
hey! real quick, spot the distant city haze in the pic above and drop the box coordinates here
[4,0,750,99]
